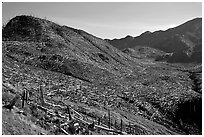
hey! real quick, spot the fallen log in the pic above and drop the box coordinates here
[73,115,127,135]
[60,127,69,135]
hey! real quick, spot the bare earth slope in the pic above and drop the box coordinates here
[2,15,202,135]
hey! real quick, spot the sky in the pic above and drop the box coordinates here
[2,2,202,39]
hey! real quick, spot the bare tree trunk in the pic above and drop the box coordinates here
[108,109,111,129]
[22,90,26,108]
[48,80,51,91]
[39,85,45,106]
[120,118,123,132]
[67,105,72,120]
[98,117,100,125]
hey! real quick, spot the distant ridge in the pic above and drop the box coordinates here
[107,18,202,63]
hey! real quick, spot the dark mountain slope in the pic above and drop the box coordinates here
[106,35,134,50]
[2,15,202,135]
[107,18,202,63]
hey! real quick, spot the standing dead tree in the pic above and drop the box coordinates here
[108,109,111,129]
[66,105,72,120]
[120,118,123,132]
[22,89,26,108]
[39,85,45,106]
[128,122,131,134]
[25,90,28,104]
[98,117,101,125]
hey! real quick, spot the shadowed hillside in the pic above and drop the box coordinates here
[107,18,202,63]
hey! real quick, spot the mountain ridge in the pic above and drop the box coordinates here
[106,18,202,63]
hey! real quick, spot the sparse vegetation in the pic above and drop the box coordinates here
[2,15,202,135]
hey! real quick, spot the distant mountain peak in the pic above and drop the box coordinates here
[139,31,152,37]
[125,35,134,38]
[141,31,152,36]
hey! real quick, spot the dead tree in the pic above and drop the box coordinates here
[39,85,45,106]
[98,117,101,125]
[22,90,26,108]
[108,109,111,129]
[48,80,51,91]
[128,122,131,134]
[67,120,75,134]
[3,95,20,111]
[67,105,72,120]
[120,118,123,132]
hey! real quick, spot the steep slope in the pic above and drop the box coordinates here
[107,18,202,63]
[2,15,202,135]
[3,15,138,84]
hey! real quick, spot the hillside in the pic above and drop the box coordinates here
[122,46,168,61]
[2,15,202,135]
[107,18,202,63]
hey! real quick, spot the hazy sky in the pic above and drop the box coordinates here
[2,2,202,39]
